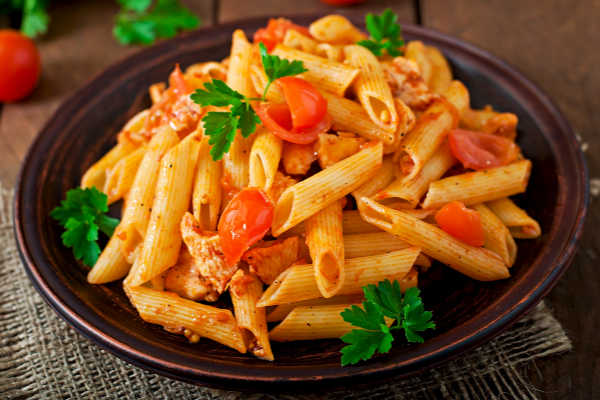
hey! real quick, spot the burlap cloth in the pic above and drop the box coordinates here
[0,184,572,399]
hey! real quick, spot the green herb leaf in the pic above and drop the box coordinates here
[190,79,244,107]
[202,111,239,161]
[358,8,404,57]
[232,101,260,138]
[20,0,49,38]
[113,0,200,46]
[50,187,120,267]
[259,42,307,98]
[340,280,435,366]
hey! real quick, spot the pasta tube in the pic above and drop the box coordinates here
[306,199,345,298]
[358,197,509,281]
[308,15,366,44]
[271,142,383,236]
[345,44,398,132]
[230,270,273,361]
[272,45,360,96]
[473,204,517,267]
[192,136,223,231]
[266,294,363,322]
[269,304,357,341]
[87,234,130,284]
[103,146,145,205]
[257,247,419,306]
[125,285,246,353]
[427,46,452,94]
[81,141,137,190]
[249,128,283,191]
[126,137,201,286]
[344,232,431,268]
[421,160,532,209]
[486,197,541,239]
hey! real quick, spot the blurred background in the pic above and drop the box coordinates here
[1,1,598,399]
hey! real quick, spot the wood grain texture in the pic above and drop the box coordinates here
[0,0,213,186]
[422,1,599,399]
[219,0,416,23]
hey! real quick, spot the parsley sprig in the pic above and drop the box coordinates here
[50,187,119,267]
[357,8,405,57]
[113,0,200,45]
[340,281,435,366]
[190,42,307,161]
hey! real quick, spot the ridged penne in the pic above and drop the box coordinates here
[421,160,532,209]
[230,270,273,361]
[266,294,363,322]
[343,232,431,268]
[282,29,318,53]
[442,80,470,117]
[81,141,137,190]
[352,156,396,201]
[125,285,246,353]
[306,199,345,298]
[87,234,130,284]
[272,45,360,96]
[269,304,357,341]
[308,15,366,44]
[487,197,541,239]
[358,197,509,281]
[426,46,452,94]
[249,128,283,191]
[126,137,201,286]
[257,248,420,306]
[103,146,146,205]
[345,44,398,132]
[192,136,222,231]
[405,41,433,86]
[474,203,517,267]
[272,142,383,236]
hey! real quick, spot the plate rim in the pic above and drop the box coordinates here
[13,13,589,390]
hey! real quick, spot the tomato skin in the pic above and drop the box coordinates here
[253,18,311,51]
[320,0,365,4]
[448,129,519,170]
[168,63,190,95]
[0,30,41,102]
[253,102,331,144]
[278,77,327,129]
[435,201,485,247]
[218,188,274,266]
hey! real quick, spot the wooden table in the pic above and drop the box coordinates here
[1,1,597,398]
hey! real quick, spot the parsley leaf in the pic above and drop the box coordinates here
[20,0,50,38]
[113,0,200,45]
[357,8,404,57]
[50,187,119,267]
[340,280,435,366]
[190,45,306,161]
[259,42,307,98]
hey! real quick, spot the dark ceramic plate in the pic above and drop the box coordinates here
[14,13,588,392]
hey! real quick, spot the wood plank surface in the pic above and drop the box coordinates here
[422,1,600,399]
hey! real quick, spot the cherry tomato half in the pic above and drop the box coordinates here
[253,18,311,51]
[218,188,274,266]
[448,129,519,170]
[435,201,485,247]
[0,30,41,102]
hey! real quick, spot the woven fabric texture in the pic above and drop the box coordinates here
[0,185,571,399]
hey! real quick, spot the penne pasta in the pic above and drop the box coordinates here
[306,199,345,298]
[426,46,452,94]
[358,197,509,281]
[343,232,431,268]
[421,160,532,209]
[81,141,137,191]
[308,15,366,44]
[345,44,398,132]
[352,156,396,201]
[271,142,383,236]
[474,203,517,267]
[230,270,273,361]
[87,233,130,284]
[266,294,363,323]
[405,41,433,86]
[314,43,344,62]
[486,197,541,239]
[192,136,223,231]
[442,80,470,117]
[396,98,458,180]
[103,146,146,205]
[257,247,420,306]
[282,29,318,53]
[269,304,358,341]
[149,82,165,104]
[378,142,455,207]
[126,137,201,286]
[272,45,360,96]
[125,285,247,353]
[321,91,395,144]
[249,128,283,191]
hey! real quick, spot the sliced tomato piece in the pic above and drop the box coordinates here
[254,101,331,144]
[278,77,327,129]
[448,129,519,170]
[435,201,485,247]
[218,188,274,266]
[253,18,311,51]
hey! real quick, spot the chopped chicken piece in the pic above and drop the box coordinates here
[164,249,219,302]
[315,133,365,168]
[266,171,297,203]
[180,212,238,293]
[282,142,316,175]
[242,236,300,284]
[383,57,439,111]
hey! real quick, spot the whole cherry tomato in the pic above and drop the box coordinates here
[0,30,41,102]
